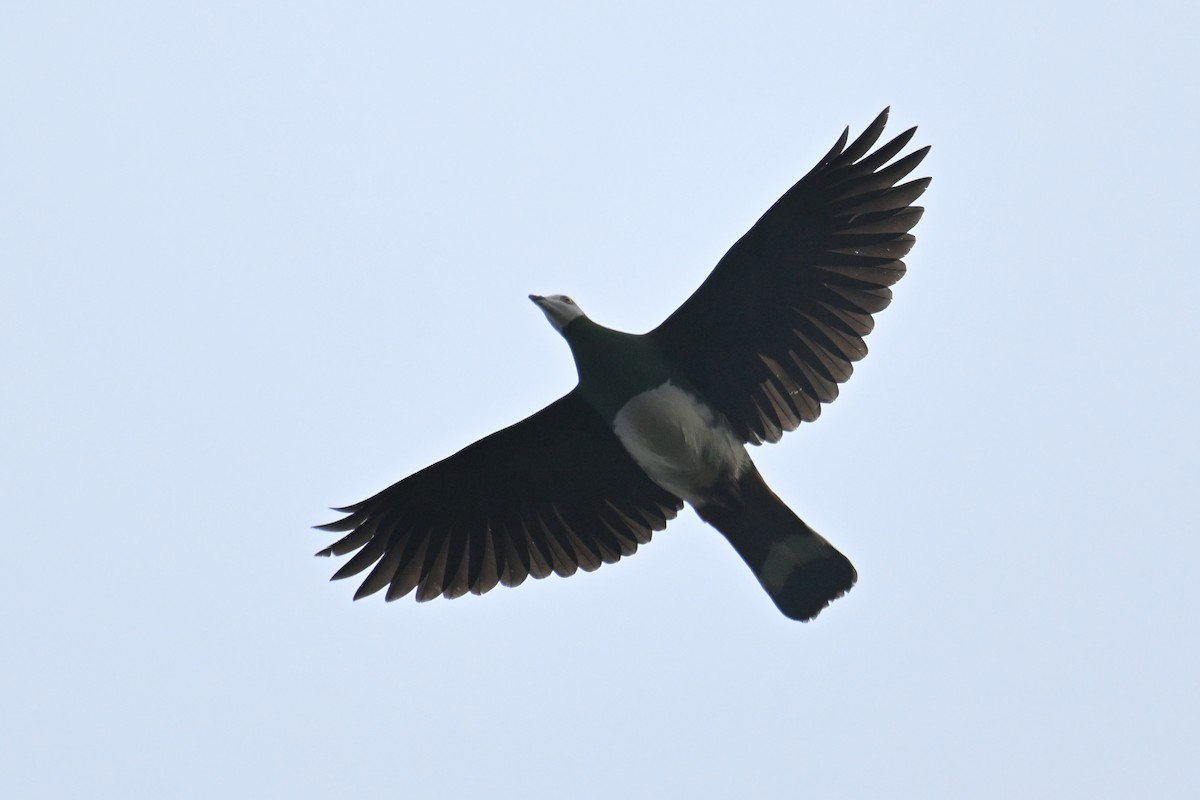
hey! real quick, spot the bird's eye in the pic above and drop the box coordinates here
[562,296,574,305]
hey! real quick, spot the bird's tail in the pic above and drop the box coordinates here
[696,466,856,621]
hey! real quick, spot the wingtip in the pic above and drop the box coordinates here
[819,126,851,165]
[909,144,933,167]
[314,510,364,532]
[836,109,896,165]
[865,107,890,134]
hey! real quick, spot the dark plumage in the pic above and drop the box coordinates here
[317,108,929,620]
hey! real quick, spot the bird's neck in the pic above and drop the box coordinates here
[563,318,695,423]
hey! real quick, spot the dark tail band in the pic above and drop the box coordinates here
[696,467,856,621]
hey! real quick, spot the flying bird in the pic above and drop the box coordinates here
[316,108,929,621]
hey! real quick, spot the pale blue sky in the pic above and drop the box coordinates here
[4,2,1198,798]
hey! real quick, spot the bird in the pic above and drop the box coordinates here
[316,108,929,621]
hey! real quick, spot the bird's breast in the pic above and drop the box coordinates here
[611,381,751,506]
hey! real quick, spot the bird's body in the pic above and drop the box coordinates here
[611,380,749,507]
[536,294,857,620]
[317,109,929,621]
[550,311,747,504]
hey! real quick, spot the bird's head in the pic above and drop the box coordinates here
[529,294,586,333]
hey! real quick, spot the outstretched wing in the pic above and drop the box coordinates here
[650,108,930,444]
[315,390,683,602]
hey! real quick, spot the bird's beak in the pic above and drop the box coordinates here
[529,294,545,305]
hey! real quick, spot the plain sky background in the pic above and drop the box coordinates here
[4,2,1198,797]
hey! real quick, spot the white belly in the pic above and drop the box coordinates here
[612,381,750,505]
